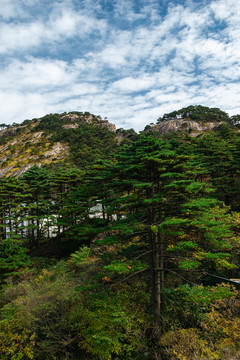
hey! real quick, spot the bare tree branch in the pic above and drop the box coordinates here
[133,249,154,260]
[110,268,149,288]
[165,269,197,286]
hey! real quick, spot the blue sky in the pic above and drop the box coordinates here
[0,0,240,131]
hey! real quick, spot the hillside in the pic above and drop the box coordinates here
[0,112,118,176]
[1,105,240,360]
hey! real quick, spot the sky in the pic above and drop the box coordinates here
[0,0,240,131]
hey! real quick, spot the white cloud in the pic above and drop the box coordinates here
[0,90,49,124]
[0,22,44,54]
[0,0,25,20]
[96,42,130,68]
[210,0,240,21]
[113,0,145,22]
[0,58,75,90]
[0,4,106,54]
[111,75,156,93]
[0,0,240,131]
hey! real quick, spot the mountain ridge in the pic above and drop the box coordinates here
[0,105,239,177]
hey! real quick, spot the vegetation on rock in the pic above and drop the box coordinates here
[157,105,230,123]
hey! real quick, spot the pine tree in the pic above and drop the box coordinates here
[0,177,31,242]
[193,134,238,207]
[22,165,51,247]
[98,135,237,325]
[0,235,32,285]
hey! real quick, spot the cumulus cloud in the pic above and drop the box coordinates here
[0,4,106,54]
[0,0,240,130]
[111,76,156,93]
[0,58,75,90]
[0,0,25,20]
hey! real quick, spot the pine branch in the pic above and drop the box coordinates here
[110,268,149,288]
[165,269,197,286]
[133,249,154,260]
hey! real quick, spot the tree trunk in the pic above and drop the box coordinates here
[152,232,162,322]
[0,211,4,242]
[102,202,106,220]
[159,232,164,292]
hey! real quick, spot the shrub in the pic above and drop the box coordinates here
[160,328,219,360]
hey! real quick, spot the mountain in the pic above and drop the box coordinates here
[0,112,118,177]
[0,105,239,177]
[145,105,238,136]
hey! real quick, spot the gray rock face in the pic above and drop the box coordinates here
[97,120,116,132]
[61,114,116,132]
[152,119,222,135]
[0,127,18,138]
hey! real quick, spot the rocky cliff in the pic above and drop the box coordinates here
[150,119,223,136]
[60,113,116,132]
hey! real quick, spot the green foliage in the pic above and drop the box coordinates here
[0,236,32,284]
[163,284,236,330]
[68,246,96,271]
[201,292,240,357]
[104,259,148,274]
[178,259,201,270]
[229,114,240,125]
[0,260,150,360]
[0,319,36,360]
[161,286,240,359]
[70,246,91,264]
[164,204,238,273]
[160,328,218,360]
[167,240,198,250]
[32,113,62,132]
[78,290,150,360]
[0,263,84,359]
[54,123,117,168]
[157,105,229,123]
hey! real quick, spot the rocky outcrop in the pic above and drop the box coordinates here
[60,114,116,132]
[151,119,222,136]
[0,164,34,177]
[62,124,79,129]
[0,127,18,138]
[44,143,69,157]
[62,120,116,132]
[97,120,116,132]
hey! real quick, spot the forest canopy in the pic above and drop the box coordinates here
[157,105,231,123]
[0,107,240,359]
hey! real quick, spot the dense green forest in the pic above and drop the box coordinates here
[1,107,240,359]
